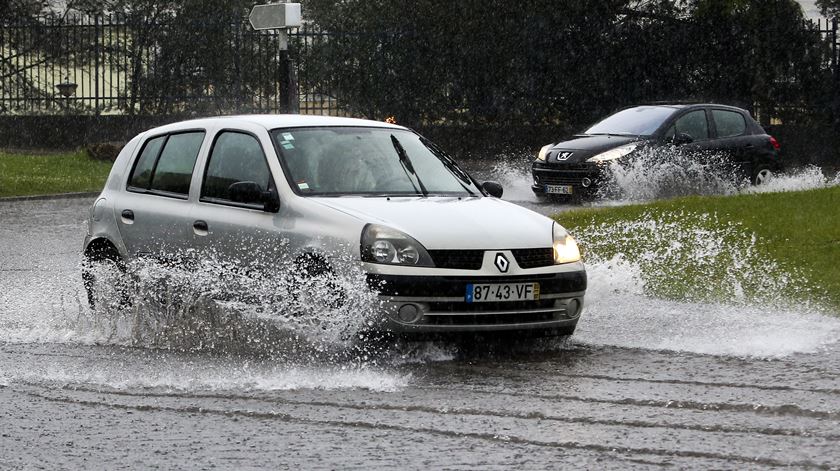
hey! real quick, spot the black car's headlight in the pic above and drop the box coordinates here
[361,224,434,266]
[536,144,552,161]
[586,143,638,163]
[553,223,581,264]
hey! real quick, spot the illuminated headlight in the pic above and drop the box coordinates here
[553,223,581,264]
[586,143,638,163]
[536,144,552,161]
[361,224,434,266]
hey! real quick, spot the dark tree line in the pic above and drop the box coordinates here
[1,0,836,129]
[303,0,833,129]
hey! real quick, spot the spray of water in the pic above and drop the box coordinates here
[570,211,840,357]
[81,249,386,358]
[599,147,838,202]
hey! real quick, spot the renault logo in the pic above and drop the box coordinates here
[494,253,510,273]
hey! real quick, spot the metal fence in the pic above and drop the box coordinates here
[3,14,840,118]
[0,15,345,116]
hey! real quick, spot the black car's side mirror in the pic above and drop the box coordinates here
[671,133,694,145]
[482,181,504,198]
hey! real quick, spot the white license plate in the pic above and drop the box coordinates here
[466,283,540,303]
[545,184,573,195]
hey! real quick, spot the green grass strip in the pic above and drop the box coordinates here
[0,151,113,198]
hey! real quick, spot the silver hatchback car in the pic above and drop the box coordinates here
[83,115,587,335]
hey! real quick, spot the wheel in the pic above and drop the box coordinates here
[82,243,130,310]
[752,165,774,186]
[293,253,345,310]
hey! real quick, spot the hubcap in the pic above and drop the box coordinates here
[756,169,772,185]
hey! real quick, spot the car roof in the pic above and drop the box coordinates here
[141,114,406,136]
[636,103,749,113]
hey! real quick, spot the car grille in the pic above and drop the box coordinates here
[429,249,554,270]
[425,311,557,326]
[512,248,554,269]
[536,171,596,187]
[429,250,484,270]
[428,299,556,313]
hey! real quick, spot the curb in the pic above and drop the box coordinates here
[0,192,100,203]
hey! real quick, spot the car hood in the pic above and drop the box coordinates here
[310,197,553,250]
[547,135,640,164]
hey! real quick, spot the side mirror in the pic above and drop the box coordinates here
[482,181,504,198]
[261,189,280,213]
[228,181,263,204]
[671,133,694,145]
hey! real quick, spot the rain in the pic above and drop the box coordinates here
[2,1,840,469]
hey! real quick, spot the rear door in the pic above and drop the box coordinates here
[709,108,752,173]
[113,130,207,260]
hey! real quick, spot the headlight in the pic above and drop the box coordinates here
[536,144,552,161]
[361,224,434,267]
[586,143,638,163]
[553,223,581,264]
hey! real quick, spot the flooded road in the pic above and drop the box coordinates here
[2,190,839,469]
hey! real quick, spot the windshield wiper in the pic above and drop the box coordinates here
[390,135,428,197]
[420,137,477,196]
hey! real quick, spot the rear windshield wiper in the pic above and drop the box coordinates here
[390,135,428,197]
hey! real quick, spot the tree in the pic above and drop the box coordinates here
[816,0,840,18]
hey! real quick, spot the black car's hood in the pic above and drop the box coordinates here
[547,135,641,164]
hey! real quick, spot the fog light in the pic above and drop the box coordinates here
[397,304,420,323]
[581,178,592,188]
[567,299,581,317]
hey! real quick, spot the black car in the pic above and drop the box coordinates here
[531,104,782,197]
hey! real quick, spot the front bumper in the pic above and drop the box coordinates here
[367,270,587,333]
[531,162,604,196]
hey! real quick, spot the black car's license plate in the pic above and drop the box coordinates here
[466,283,540,303]
[545,184,573,195]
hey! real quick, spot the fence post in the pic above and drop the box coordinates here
[94,15,101,115]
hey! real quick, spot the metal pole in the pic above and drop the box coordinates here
[278,30,298,114]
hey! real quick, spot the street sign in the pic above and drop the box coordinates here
[249,3,302,30]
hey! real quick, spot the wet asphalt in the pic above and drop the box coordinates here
[1,197,839,470]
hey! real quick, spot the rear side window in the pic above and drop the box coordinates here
[128,131,205,197]
[201,132,271,203]
[128,136,165,189]
[712,110,747,138]
[674,110,709,140]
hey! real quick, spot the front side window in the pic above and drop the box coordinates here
[202,132,271,203]
[712,110,747,138]
[270,127,480,197]
[674,110,709,141]
[128,131,205,197]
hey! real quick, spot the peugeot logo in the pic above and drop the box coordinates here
[557,151,573,161]
[494,253,510,273]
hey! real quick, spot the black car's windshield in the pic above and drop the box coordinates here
[585,106,677,136]
[270,127,479,196]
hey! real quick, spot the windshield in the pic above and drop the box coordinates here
[585,106,677,136]
[270,127,480,197]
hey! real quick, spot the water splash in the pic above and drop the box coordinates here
[571,211,840,358]
[598,147,745,201]
[80,250,386,356]
[599,146,838,202]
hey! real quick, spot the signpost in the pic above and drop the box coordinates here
[249,3,302,113]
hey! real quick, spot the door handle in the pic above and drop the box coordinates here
[120,209,135,224]
[193,220,209,236]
